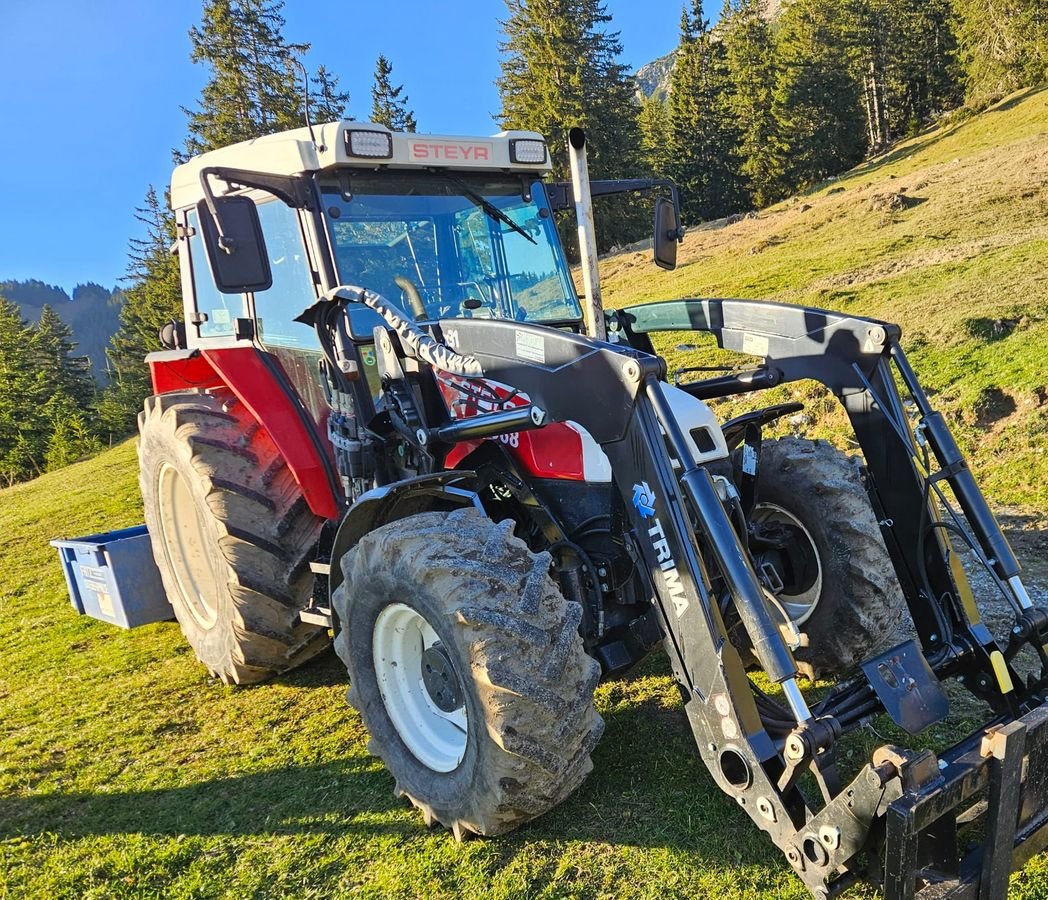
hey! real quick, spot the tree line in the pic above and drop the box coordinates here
[638,0,1045,224]
[0,0,1043,484]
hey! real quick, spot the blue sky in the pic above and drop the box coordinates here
[0,0,696,295]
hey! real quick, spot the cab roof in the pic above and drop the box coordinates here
[170,120,552,210]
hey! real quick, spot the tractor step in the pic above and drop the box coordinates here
[300,604,334,628]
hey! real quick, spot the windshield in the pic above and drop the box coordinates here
[320,172,581,337]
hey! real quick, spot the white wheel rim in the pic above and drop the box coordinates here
[372,603,468,773]
[752,503,823,625]
[156,462,219,629]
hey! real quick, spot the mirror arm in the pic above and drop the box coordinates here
[547,178,684,242]
[198,165,316,255]
[199,168,235,254]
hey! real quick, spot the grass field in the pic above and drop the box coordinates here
[2,88,1047,898]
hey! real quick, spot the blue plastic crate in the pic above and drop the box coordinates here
[50,525,172,629]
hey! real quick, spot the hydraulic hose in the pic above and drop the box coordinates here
[323,285,483,378]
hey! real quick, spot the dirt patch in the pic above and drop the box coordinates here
[975,386,1018,428]
[963,316,1022,342]
[869,191,926,213]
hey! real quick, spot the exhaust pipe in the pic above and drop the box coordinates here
[568,128,606,341]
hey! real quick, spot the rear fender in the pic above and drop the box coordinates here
[327,472,484,596]
[145,346,341,520]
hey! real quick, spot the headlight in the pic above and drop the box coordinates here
[345,129,393,159]
[510,139,547,164]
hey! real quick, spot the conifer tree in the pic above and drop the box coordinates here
[497,0,646,250]
[106,2,350,438]
[312,64,351,122]
[370,56,418,131]
[669,3,746,222]
[31,305,95,410]
[772,0,867,191]
[102,187,182,436]
[721,0,785,207]
[637,94,674,177]
[0,298,45,483]
[180,0,349,159]
[953,0,1047,102]
[883,0,961,134]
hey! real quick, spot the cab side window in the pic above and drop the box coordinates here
[187,208,245,338]
[253,200,319,349]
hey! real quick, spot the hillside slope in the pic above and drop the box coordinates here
[600,86,1048,507]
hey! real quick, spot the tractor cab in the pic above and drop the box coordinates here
[163,122,631,444]
[168,123,586,354]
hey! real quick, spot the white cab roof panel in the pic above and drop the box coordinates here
[170,121,551,210]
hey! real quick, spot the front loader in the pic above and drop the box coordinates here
[135,118,1048,897]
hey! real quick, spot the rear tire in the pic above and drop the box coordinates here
[751,438,904,680]
[138,388,330,685]
[332,507,603,838]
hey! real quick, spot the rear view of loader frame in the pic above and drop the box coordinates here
[416,296,1048,899]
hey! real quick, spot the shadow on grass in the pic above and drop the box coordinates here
[0,756,419,841]
[0,680,771,869]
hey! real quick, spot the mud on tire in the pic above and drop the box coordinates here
[750,438,905,680]
[138,388,330,685]
[332,507,604,838]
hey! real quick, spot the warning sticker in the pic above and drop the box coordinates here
[515,330,546,364]
[742,332,770,357]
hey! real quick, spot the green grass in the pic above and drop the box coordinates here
[3,88,1048,897]
[0,443,830,899]
[598,85,1048,508]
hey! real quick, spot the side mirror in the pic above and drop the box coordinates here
[196,196,272,294]
[653,197,681,271]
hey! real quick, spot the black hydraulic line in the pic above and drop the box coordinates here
[836,699,883,726]
[891,344,1020,581]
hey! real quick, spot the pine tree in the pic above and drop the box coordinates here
[637,94,674,177]
[669,3,746,222]
[312,64,351,122]
[102,187,182,437]
[370,56,418,131]
[721,0,785,207]
[772,0,867,191]
[180,0,349,159]
[0,297,45,484]
[31,305,95,410]
[106,2,350,437]
[497,0,647,250]
[42,393,102,472]
[884,0,961,135]
[953,0,1047,102]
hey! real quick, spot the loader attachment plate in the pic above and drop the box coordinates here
[883,702,1048,899]
[861,640,950,736]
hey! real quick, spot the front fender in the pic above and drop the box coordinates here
[327,472,483,596]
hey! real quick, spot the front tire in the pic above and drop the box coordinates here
[138,388,330,685]
[332,508,603,838]
[751,438,904,680]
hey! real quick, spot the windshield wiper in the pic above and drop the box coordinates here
[441,174,537,245]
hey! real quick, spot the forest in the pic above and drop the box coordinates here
[0,0,1043,485]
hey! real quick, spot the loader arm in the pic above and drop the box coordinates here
[412,302,1048,898]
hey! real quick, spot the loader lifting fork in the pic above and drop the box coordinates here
[135,117,1048,897]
